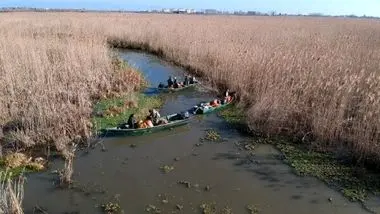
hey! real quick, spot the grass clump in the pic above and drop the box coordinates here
[92,94,162,130]
[277,142,380,202]
[0,153,45,179]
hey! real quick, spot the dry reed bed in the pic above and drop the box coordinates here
[103,14,380,164]
[0,13,379,165]
[0,13,144,156]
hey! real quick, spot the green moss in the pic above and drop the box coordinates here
[276,142,380,202]
[218,105,252,134]
[218,104,244,124]
[92,93,163,130]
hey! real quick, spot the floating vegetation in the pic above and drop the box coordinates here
[199,202,233,214]
[277,142,380,202]
[178,180,192,188]
[203,129,222,142]
[234,141,256,152]
[145,204,161,213]
[101,202,122,214]
[246,204,259,214]
[157,193,170,205]
[200,202,217,214]
[176,204,184,210]
[221,206,233,214]
[160,165,174,174]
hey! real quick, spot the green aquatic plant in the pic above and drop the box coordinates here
[246,204,259,214]
[145,204,161,213]
[101,202,122,214]
[160,165,174,174]
[200,202,217,214]
[204,129,222,142]
[276,142,380,202]
[178,180,191,188]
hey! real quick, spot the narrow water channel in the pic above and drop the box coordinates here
[22,51,368,214]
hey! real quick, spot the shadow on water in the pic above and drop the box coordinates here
[22,50,370,214]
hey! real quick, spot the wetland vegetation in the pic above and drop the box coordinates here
[0,12,379,213]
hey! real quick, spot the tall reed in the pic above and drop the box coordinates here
[0,12,144,155]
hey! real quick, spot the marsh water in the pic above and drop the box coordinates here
[22,51,369,214]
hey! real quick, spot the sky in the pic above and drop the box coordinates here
[1,0,380,17]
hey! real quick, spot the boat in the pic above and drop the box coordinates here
[157,82,198,93]
[100,113,190,137]
[192,98,234,115]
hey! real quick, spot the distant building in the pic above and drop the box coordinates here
[186,9,196,14]
[162,8,172,13]
[205,9,217,14]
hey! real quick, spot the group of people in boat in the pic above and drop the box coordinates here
[119,109,166,129]
[158,75,197,89]
[118,108,191,130]
[117,75,234,130]
[192,89,233,113]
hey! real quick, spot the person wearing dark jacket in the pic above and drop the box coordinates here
[184,75,189,86]
[127,114,136,129]
[167,76,174,88]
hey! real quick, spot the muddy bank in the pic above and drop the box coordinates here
[22,51,371,214]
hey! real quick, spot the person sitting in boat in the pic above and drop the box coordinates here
[210,99,220,107]
[144,116,154,128]
[137,120,144,129]
[167,76,174,88]
[225,89,230,97]
[173,77,182,88]
[183,75,189,86]
[149,109,161,125]
[127,114,136,129]
[158,82,165,88]
[189,76,197,84]
[223,89,232,103]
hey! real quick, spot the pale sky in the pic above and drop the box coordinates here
[1,0,380,17]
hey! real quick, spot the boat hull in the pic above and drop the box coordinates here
[193,99,233,115]
[100,115,190,137]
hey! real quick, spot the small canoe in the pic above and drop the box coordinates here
[157,82,199,92]
[100,114,190,137]
[192,98,234,115]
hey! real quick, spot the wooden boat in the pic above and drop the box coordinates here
[192,98,234,115]
[100,113,190,137]
[157,82,199,93]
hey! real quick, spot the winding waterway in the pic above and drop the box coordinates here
[22,51,368,214]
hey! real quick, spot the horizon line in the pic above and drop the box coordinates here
[1,6,379,18]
